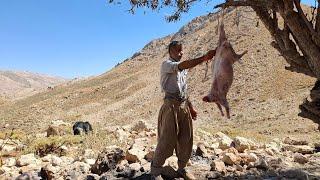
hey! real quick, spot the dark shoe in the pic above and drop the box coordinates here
[150,174,164,180]
[161,166,180,179]
[177,168,196,180]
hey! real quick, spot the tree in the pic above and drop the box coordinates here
[111,0,320,122]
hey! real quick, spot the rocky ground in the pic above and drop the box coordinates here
[1,120,319,180]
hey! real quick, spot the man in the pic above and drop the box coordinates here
[151,40,215,180]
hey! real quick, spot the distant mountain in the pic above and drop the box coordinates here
[0,70,67,100]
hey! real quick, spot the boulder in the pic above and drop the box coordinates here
[221,153,240,165]
[129,163,141,172]
[283,144,314,154]
[51,155,63,166]
[233,137,258,152]
[84,149,96,159]
[195,142,208,157]
[214,132,233,150]
[114,128,130,142]
[126,148,146,163]
[293,153,308,164]
[210,160,226,172]
[283,137,308,145]
[254,158,268,170]
[3,157,16,167]
[17,154,39,167]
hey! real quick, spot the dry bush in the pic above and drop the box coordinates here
[25,135,82,157]
[79,124,124,153]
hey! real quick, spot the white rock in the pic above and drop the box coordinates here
[126,148,146,163]
[85,158,96,165]
[283,145,314,154]
[42,154,53,163]
[60,156,74,165]
[51,119,70,126]
[164,156,178,169]
[129,163,141,172]
[17,154,39,167]
[52,155,63,166]
[248,153,258,163]
[215,132,233,150]
[4,158,16,167]
[84,149,96,159]
[1,144,16,153]
[233,137,257,152]
[114,128,130,142]
[73,161,91,173]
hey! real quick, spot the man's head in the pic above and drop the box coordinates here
[168,41,183,62]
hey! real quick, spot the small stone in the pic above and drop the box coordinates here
[85,158,96,165]
[196,142,208,157]
[1,144,16,153]
[52,155,63,166]
[144,150,154,162]
[129,163,141,172]
[41,154,52,163]
[235,164,243,172]
[126,148,146,163]
[164,156,178,169]
[233,136,257,152]
[283,144,314,154]
[210,160,226,172]
[283,137,308,145]
[221,153,239,165]
[17,154,39,167]
[293,153,308,164]
[60,156,74,165]
[215,132,233,150]
[84,149,96,159]
[254,158,268,169]
[4,158,16,167]
[265,148,274,156]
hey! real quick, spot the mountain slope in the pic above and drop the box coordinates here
[0,70,66,100]
[0,7,318,142]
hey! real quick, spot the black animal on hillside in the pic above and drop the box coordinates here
[73,121,93,135]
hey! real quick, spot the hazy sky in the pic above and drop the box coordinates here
[0,0,314,78]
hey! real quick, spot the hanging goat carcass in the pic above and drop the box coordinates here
[203,21,247,119]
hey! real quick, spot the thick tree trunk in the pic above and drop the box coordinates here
[299,80,320,125]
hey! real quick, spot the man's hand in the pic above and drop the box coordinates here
[202,49,216,62]
[188,101,198,120]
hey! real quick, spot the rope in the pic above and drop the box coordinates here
[203,7,226,82]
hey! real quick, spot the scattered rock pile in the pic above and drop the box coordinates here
[1,124,320,179]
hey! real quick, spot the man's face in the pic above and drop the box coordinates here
[170,44,183,61]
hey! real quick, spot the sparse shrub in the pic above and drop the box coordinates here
[26,135,82,157]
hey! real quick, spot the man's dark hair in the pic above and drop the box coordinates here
[168,41,181,52]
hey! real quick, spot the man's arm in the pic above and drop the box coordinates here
[178,49,216,70]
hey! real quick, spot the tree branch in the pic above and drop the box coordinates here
[214,0,275,9]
